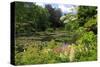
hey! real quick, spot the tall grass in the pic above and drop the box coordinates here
[15,34,97,65]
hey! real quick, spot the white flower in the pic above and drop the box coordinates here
[64,20,69,23]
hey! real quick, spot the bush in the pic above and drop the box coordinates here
[46,28,54,32]
[75,31,97,61]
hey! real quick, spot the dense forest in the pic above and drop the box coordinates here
[15,2,97,65]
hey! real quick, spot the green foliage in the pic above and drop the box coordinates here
[78,6,97,26]
[45,4,63,30]
[15,52,23,65]
[76,31,97,49]
[15,34,97,65]
[46,28,54,32]
[74,43,97,61]
[84,17,97,34]
[74,30,97,61]
[47,39,57,49]
[84,18,97,28]
[15,2,50,36]
[60,13,79,32]
[15,3,97,65]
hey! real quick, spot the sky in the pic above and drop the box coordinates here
[36,2,78,15]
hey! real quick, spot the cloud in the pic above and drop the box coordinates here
[35,3,78,14]
[59,4,77,14]
[36,3,45,7]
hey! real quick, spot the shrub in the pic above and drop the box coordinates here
[75,31,97,61]
[46,28,54,32]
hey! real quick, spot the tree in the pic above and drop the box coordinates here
[15,2,50,36]
[78,6,97,26]
[60,13,78,32]
[78,6,97,34]
[45,4,62,30]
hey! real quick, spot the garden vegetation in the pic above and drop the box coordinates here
[14,2,97,65]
